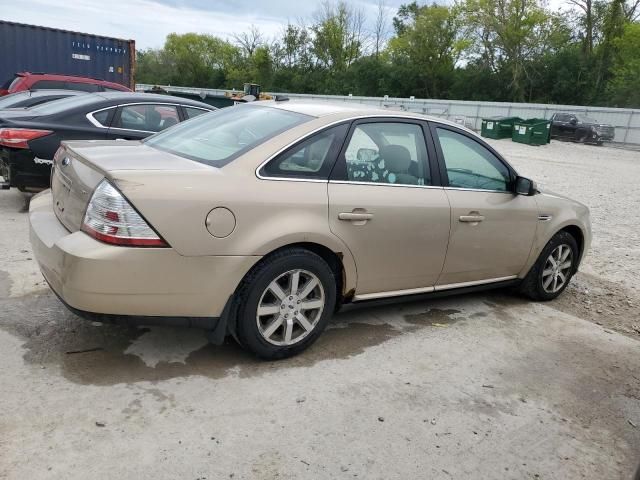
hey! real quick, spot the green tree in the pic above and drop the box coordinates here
[388,3,469,98]
[606,22,640,106]
[462,0,560,101]
[311,1,365,72]
[162,33,241,88]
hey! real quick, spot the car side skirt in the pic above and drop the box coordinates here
[340,278,521,312]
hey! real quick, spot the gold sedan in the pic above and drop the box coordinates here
[29,101,591,359]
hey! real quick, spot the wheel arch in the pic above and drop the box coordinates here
[558,224,585,264]
[217,241,354,343]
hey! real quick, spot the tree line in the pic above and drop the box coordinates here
[136,0,640,107]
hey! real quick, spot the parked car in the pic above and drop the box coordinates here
[0,89,86,110]
[28,101,592,359]
[0,92,215,191]
[0,72,131,96]
[550,112,615,144]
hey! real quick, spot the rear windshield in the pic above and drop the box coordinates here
[0,91,30,108]
[28,94,101,115]
[1,76,20,90]
[144,104,311,167]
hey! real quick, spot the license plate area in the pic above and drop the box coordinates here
[51,165,72,218]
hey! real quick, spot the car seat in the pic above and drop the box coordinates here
[146,109,163,131]
[378,145,419,184]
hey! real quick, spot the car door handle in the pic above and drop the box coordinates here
[459,214,485,223]
[338,212,373,221]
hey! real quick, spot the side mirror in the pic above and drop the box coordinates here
[570,118,577,125]
[515,176,537,196]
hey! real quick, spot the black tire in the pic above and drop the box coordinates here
[234,247,337,360]
[519,231,579,301]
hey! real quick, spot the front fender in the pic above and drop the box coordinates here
[518,192,591,276]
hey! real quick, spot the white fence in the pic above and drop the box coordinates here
[137,84,640,146]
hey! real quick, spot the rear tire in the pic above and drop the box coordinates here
[234,248,337,360]
[519,231,579,301]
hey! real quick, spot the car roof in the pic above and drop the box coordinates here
[261,100,471,131]
[92,92,215,109]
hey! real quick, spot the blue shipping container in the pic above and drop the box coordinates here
[0,21,135,88]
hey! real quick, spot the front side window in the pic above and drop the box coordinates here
[145,105,311,167]
[436,127,511,192]
[342,122,430,186]
[261,124,348,179]
[115,104,180,132]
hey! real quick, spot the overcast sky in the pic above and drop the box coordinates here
[3,0,412,50]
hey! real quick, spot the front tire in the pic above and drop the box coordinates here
[235,248,337,360]
[519,231,579,301]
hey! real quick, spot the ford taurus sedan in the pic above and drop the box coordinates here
[29,101,591,359]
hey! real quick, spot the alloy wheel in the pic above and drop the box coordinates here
[256,269,325,346]
[541,244,573,294]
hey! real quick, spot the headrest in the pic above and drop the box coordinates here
[147,109,162,129]
[380,145,411,173]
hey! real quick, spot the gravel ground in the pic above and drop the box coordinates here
[0,139,639,479]
[486,139,640,338]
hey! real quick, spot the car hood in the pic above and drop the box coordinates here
[536,186,589,213]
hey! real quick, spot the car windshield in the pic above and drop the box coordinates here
[0,91,30,108]
[144,104,311,167]
[28,94,101,115]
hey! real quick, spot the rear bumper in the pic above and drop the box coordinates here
[29,190,260,321]
[0,147,51,190]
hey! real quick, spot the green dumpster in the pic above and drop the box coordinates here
[511,118,551,146]
[481,116,523,139]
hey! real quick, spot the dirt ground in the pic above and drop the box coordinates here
[0,139,639,479]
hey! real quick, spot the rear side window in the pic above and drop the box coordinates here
[145,105,311,167]
[342,122,430,186]
[115,104,180,132]
[260,124,348,179]
[92,108,115,127]
[32,80,66,89]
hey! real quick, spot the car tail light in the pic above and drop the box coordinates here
[82,180,168,247]
[0,128,53,149]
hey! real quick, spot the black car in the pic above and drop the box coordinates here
[0,92,215,191]
[0,89,86,110]
[550,112,615,145]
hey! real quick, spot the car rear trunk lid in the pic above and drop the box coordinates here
[51,140,212,232]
